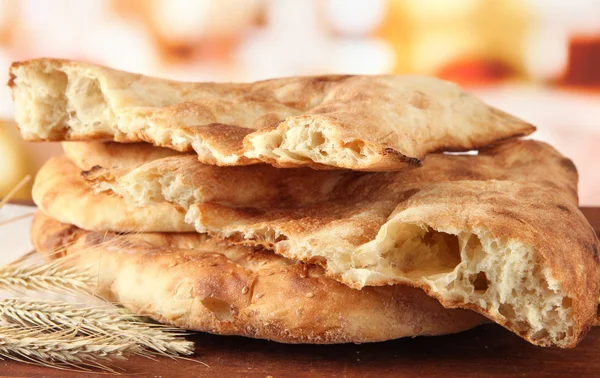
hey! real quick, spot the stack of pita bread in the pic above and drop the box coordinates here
[9,59,599,348]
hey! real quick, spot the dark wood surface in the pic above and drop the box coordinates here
[1,207,599,378]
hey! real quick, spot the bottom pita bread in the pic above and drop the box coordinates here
[31,212,485,344]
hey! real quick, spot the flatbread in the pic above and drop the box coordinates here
[31,212,486,344]
[33,156,193,232]
[86,157,357,211]
[87,140,600,347]
[10,58,534,171]
[63,141,185,170]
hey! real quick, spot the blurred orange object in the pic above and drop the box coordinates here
[437,59,516,86]
[378,0,531,85]
[0,0,17,45]
[111,0,263,64]
[562,36,600,87]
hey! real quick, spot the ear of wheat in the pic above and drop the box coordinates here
[0,325,147,373]
[0,259,95,295]
[0,298,194,357]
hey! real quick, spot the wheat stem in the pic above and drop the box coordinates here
[0,212,35,227]
[0,175,31,209]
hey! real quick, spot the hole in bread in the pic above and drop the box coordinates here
[381,225,461,278]
[200,297,234,321]
[310,131,325,146]
[464,234,482,260]
[499,303,516,319]
[253,228,289,244]
[532,328,550,340]
[343,140,365,155]
[268,133,283,149]
[498,305,527,332]
[66,76,111,128]
[307,256,328,267]
[471,271,489,292]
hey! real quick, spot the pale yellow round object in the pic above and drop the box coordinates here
[0,120,32,200]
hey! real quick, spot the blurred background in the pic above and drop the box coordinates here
[0,0,598,204]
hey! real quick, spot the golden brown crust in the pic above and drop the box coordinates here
[32,156,193,232]
[62,141,186,170]
[31,212,486,344]
[10,58,534,171]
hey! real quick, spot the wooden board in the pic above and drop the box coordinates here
[1,207,599,378]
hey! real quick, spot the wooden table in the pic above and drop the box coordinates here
[2,208,599,378]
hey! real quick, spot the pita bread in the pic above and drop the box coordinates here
[10,58,534,171]
[87,140,599,347]
[63,141,185,170]
[85,157,357,210]
[31,212,486,344]
[33,156,192,232]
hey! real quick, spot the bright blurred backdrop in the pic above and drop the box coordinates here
[0,0,598,203]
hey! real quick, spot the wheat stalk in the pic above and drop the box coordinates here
[0,325,146,372]
[0,298,194,356]
[0,212,35,227]
[0,175,31,209]
[0,260,95,294]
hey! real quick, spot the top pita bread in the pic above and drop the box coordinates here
[32,212,485,344]
[87,140,600,348]
[10,58,534,171]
